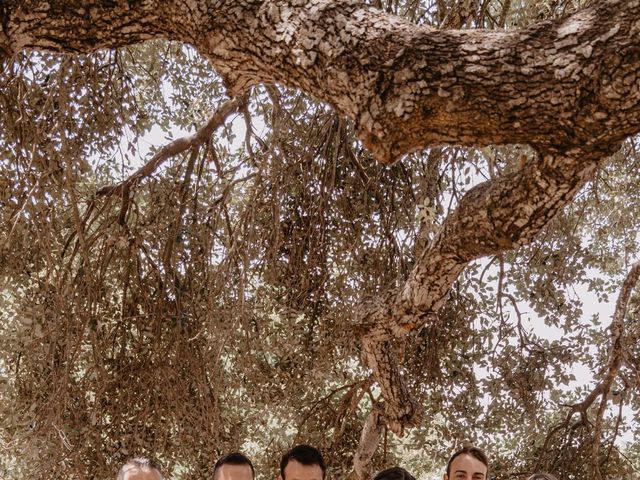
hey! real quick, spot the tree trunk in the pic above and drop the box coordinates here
[3,0,640,476]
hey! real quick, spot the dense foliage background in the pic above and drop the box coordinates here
[1,0,639,478]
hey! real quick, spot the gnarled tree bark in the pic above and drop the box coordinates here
[2,1,639,162]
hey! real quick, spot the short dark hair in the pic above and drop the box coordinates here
[446,446,489,478]
[280,444,326,479]
[374,467,416,480]
[117,457,163,480]
[213,452,255,480]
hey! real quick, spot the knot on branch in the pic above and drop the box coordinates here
[383,397,423,436]
[355,288,400,329]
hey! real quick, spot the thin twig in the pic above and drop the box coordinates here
[96,97,243,197]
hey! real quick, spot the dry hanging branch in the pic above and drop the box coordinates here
[535,261,640,478]
[96,97,242,197]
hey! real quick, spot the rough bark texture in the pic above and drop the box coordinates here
[353,405,383,480]
[2,1,639,163]
[2,0,640,476]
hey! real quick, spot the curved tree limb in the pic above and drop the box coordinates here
[1,1,640,163]
[357,147,605,441]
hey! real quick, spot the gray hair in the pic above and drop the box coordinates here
[117,457,163,480]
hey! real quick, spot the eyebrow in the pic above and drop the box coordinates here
[453,471,485,477]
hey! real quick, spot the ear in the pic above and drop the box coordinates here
[443,475,448,480]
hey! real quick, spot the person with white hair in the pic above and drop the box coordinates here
[116,457,163,480]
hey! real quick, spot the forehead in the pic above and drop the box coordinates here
[218,463,253,479]
[284,459,324,480]
[450,454,487,475]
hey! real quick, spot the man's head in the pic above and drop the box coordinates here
[374,467,416,480]
[444,446,489,480]
[279,444,326,480]
[213,452,255,480]
[116,457,163,480]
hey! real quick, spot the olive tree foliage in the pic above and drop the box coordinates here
[1,0,640,479]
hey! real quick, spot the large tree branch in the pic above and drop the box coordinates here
[352,150,623,476]
[356,147,605,434]
[2,1,640,163]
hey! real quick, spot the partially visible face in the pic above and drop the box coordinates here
[444,454,487,480]
[216,463,254,480]
[280,459,324,480]
[122,467,162,480]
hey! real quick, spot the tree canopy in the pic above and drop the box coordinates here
[1,0,640,479]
